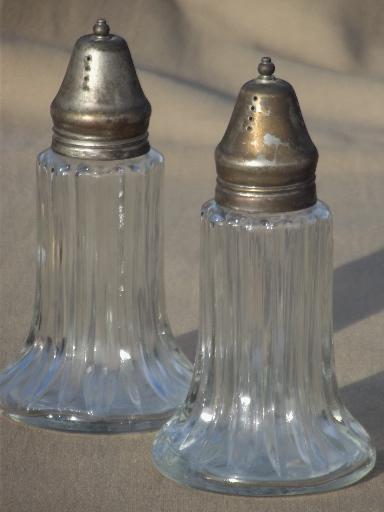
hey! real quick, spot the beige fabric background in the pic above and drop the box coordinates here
[1,1,384,510]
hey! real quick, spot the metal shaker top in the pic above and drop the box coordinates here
[215,57,318,213]
[51,19,151,160]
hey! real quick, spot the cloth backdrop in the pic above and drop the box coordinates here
[1,1,383,511]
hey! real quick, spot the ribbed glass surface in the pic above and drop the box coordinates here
[153,200,375,495]
[0,148,192,432]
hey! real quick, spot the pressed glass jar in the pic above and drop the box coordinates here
[153,200,375,494]
[0,20,192,432]
[152,57,376,494]
[0,147,191,433]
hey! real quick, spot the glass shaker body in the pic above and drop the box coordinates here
[0,147,192,432]
[153,199,375,495]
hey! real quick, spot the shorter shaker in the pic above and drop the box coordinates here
[153,58,376,495]
[0,19,192,433]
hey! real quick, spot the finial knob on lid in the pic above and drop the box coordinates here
[258,56,275,77]
[51,20,151,160]
[215,57,318,213]
[93,18,110,36]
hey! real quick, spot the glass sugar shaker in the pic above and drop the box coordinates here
[153,57,375,494]
[0,19,192,433]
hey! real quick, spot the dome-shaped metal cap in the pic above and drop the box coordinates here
[51,19,151,160]
[215,57,318,213]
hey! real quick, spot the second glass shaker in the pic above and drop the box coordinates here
[153,58,375,494]
[0,19,192,433]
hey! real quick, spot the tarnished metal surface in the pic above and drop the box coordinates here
[51,19,151,160]
[215,57,318,213]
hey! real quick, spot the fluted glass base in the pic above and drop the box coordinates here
[0,338,190,433]
[153,201,375,494]
[152,417,376,495]
[6,411,172,434]
[0,148,192,433]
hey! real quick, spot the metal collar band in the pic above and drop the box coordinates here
[215,176,316,213]
[51,128,149,160]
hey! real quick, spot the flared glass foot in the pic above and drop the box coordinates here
[4,410,173,434]
[0,340,192,434]
[152,413,376,496]
[152,452,375,496]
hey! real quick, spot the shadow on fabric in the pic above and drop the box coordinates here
[334,248,384,331]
